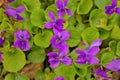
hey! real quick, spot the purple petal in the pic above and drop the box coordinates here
[16,6,25,13]
[61,30,70,40]
[14,30,22,38]
[57,9,65,19]
[55,76,64,80]
[0,38,4,46]
[90,39,103,47]
[56,0,64,9]
[50,35,62,49]
[54,19,65,31]
[4,9,17,17]
[58,42,69,56]
[47,52,60,68]
[75,49,86,56]
[95,67,109,79]
[87,56,99,64]
[7,0,14,3]
[14,39,30,51]
[87,46,100,56]
[106,59,120,71]
[44,22,54,29]
[115,8,120,14]
[47,52,58,57]
[76,55,86,64]
[111,0,117,7]
[22,30,30,39]
[65,8,72,17]
[48,11,55,21]
[63,0,68,7]
[61,56,72,65]
[16,14,24,20]
[105,6,115,15]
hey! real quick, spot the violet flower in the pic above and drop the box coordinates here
[56,0,72,18]
[47,51,72,68]
[14,30,30,51]
[75,39,102,65]
[50,30,70,49]
[44,11,65,31]
[0,52,3,60]
[7,0,14,3]
[4,6,25,20]
[93,67,109,80]
[106,59,120,74]
[55,76,64,80]
[105,0,120,15]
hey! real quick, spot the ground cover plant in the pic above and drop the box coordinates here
[0,0,120,80]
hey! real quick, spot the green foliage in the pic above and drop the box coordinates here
[82,27,100,44]
[30,9,46,27]
[28,46,45,63]
[34,30,53,48]
[54,65,76,80]
[3,49,26,72]
[5,73,29,80]
[77,0,93,14]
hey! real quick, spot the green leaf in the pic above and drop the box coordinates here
[111,25,120,40]
[98,28,110,40]
[54,65,75,80]
[101,51,115,66]
[30,9,46,27]
[82,27,100,44]
[74,64,88,77]
[0,8,4,22]
[35,70,46,80]
[77,0,93,14]
[22,0,41,12]
[116,41,120,56]
[67,27,81,47]
[3,49,26,72]
[34,30,53,48]
[109,40,117,53]
[89,9,112,30]
[5,73,29,80]
[28,46,45,63]
[94,0,111,10]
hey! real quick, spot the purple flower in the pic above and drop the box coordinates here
[4,6,25,20]
[14,30,30,51]
[75,39,102,65]
[0,52,3,60]
[56,0,72,18]
[50,30,70,49]
[47,51,72,68]
[93,67,109,80]
[106,59,120,74]
[55,76,64,80]
[105,0,120,15]
[44,11,65,31]
[7,0,14,3]
[0,38,5,46]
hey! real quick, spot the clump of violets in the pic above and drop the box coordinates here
[56,0,72,18]
[4,6,25,20]
[75,39,102,65]
[0,38,5,46]
[44,11,65,32]
[0,52,3,61]
[54,76,64,80]
[93,67,109,80]
[14,30,30,51]
[105,0,120,15]
[106,59,120,74]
